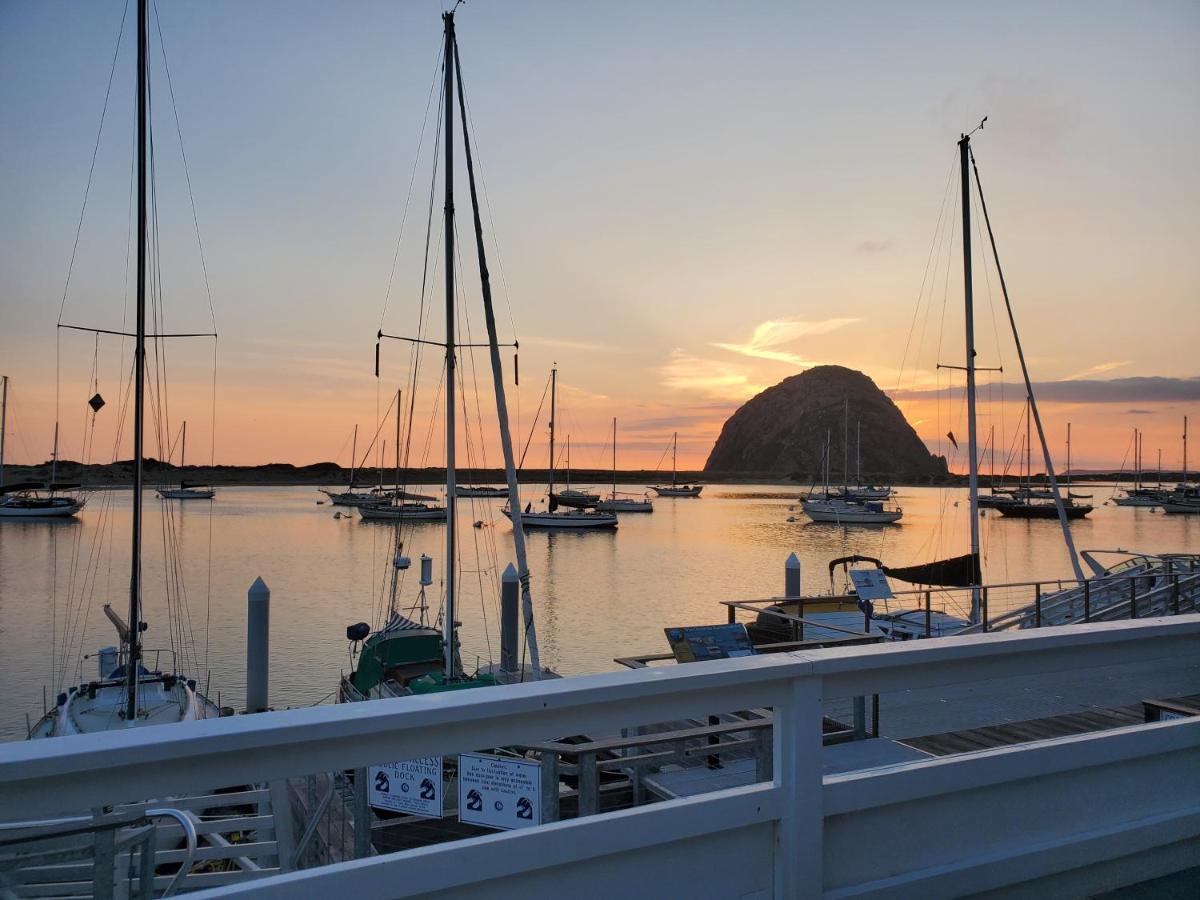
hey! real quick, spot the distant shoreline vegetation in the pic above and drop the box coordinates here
[2,459,1170,489]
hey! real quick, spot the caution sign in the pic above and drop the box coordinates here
[368,757,443,818]
[457,752,541,831]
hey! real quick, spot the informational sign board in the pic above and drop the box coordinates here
[849,569,894,601]
[457,752,541,830]
[368,757,443,818]
[664,623,755,663]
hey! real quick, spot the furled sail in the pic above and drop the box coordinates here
[882,552,981,588]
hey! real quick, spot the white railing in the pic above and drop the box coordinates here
[2,616,1198,898]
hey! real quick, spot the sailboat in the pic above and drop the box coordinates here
[597,418,653,513]
[30,0,219,736]
[156,420,215,499]
[1161,416,1200,514]
[1114,428,1158,507]
[358,391,446,521]
[0,376,87,519]
[1000,421,1092,519]
[552,431,601,509]
[650,432,703,497]
[321,424,391,506]
[800,429,903,524]
[504,366,617,528]
[345,9,549,699]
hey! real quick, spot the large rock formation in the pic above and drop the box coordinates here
[703,366,947,481]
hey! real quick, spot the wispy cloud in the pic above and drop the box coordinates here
[711,316,859,366]
[856,239,893,254]
[522,335,635,354]
[1064,360,1131,381]
[891,376,1200,404]
[660,349,765,401]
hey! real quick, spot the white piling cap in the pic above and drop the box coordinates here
[786,552,801,569]
[502,562,519,582]
[248,576,270,598]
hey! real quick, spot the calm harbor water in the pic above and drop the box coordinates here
[0,483,1195,741]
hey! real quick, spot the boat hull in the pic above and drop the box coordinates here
[0,498,84,518]
[596,499,653,513]
[157,488,215,500]
[551,491,600,508]
[359,504,448,521]
[458,487,509,498]
[998,503,1092,519]
[651,486,703,497]
[503,508,618,529]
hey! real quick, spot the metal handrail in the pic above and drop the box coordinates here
[144,808,196,898]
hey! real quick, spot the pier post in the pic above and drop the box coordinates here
[246,577,270,714]
[786,553,802,641]
[500,563,519,677]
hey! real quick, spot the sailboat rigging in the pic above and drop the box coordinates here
[597,417,653,513]
[345,9,551,701]
[157,420,215,500]
[31,0,220,736]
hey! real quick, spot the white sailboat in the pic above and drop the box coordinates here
[552,433,601,508]
[597,417,653,513]
[504,366,617,529]
[650,432,702,497]
[30,0,219,736]
[800,430,903,525]
[0,377,87,519]
[157,421,215,499]
[357,391,446,521]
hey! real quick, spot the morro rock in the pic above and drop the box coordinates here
[703,366,947,481]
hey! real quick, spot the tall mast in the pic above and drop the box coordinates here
[442,10,458,680]
[181,420,187,471]
[612,417,617,498]
[842,399,849,488]
[565,436,570,491]
[672,431,677,487]
[0,375,6,487]
[959,133,981,621]
[548,366,556,497]
[127,0,148,719]
[452,24,541,676]
[350,425,358,488]
[1184,416,1189,484]
[1135,428,1141,491]
[855,419,861,485]
[1158,447,1163,487]
[394,389,401,490]
[1025,400,1032,489]
[1066,423,1072,489]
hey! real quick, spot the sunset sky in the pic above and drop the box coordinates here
[2,0,1197,474]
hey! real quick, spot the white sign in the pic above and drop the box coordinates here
[850,568,894,601]
[458,752,541,830]
[368,757,443,818]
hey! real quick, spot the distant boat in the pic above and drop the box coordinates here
[551,435,601,508]
[1001,422,1092,519]
[157,421,215,500]
[596,417,653,513]
[1113,429,1159,507]
[320,423,391,506]
[458,485,508,498]
[800,429,902,525]
[0,377,85,519]
[356,390,445,521]
[650,432,702,497]
[504,367,616,529]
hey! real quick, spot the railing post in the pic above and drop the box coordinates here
[727,603,736,625]
[1129,576,1138,619]
[353,768,371,859]
[540,752,559,823]
[924,590,931,638]
[578,751,598,817]
[137,823,156,900]
[982,587,989,632]
[707,714,722,769]
[1084,580,1091,623]
[1172,574,1180,615]
[852,696,867,740]
[755,726,773,782]
[773,676,823,899]
[93,817,116,900]
[1035,583,1042,627]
